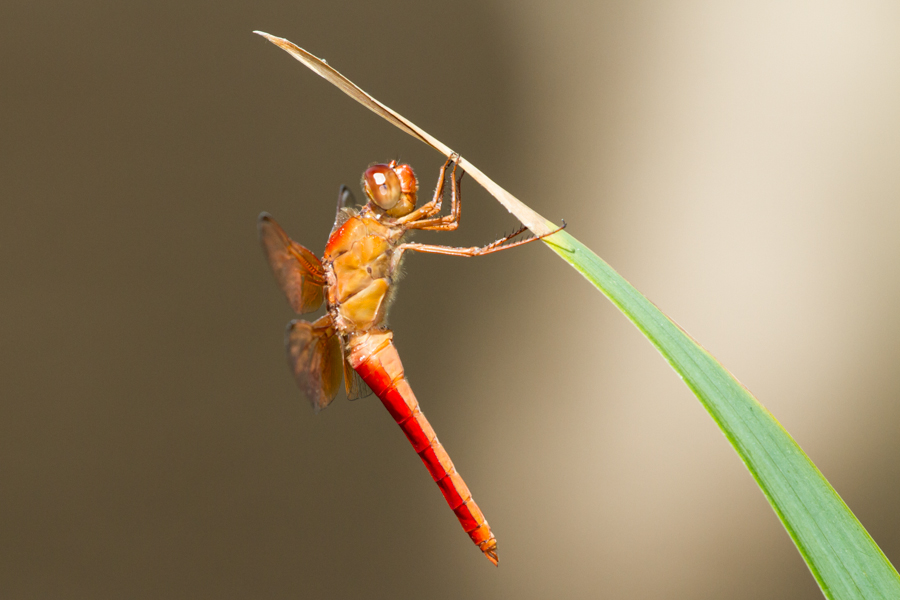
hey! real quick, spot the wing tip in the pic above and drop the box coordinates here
[257,211,273,233]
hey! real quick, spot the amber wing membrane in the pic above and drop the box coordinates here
[285,317,343,412]
[341,352,373,401]
[258,213,326,314]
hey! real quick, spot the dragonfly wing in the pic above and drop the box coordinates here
[337,184,357,212]
[331,185,357,234]
[258,212,326,314]
[342,349,373,401]
[285,317,343,412]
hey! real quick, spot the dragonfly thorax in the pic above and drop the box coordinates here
[323,212,404,335]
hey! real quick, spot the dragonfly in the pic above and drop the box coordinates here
[258,156,561,566]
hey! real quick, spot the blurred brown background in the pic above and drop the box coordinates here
[3,1,899,598]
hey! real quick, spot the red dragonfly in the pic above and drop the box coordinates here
[258,156,560,565]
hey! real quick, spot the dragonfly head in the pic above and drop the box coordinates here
[363,162,418,217]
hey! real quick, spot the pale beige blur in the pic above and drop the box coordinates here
[2,1,897,599]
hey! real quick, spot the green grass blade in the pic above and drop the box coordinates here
[544,228,900,599]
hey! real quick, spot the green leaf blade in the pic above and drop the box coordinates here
[545,230,900,599]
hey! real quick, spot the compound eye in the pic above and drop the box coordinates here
[363,164,401,210]
[393,163,417,194]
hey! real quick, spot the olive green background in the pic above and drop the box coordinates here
[3,1,899,598]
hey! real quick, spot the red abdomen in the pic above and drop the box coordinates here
[347,331,498,566]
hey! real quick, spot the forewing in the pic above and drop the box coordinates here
[258,213,325,314]
[285,317,343,412]
[331,185,357,234]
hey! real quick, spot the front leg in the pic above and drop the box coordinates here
[402,155,465,230]
[396,154,459,225]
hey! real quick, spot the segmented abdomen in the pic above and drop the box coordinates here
[348,331,498,566]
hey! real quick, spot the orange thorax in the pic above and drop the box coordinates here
[323,212,402,333]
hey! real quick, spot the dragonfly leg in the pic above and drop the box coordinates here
[397,154,460,225]
[395,221,565,259]
[403,155,464,231]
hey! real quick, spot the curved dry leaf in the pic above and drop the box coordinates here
[253,31,557,237]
